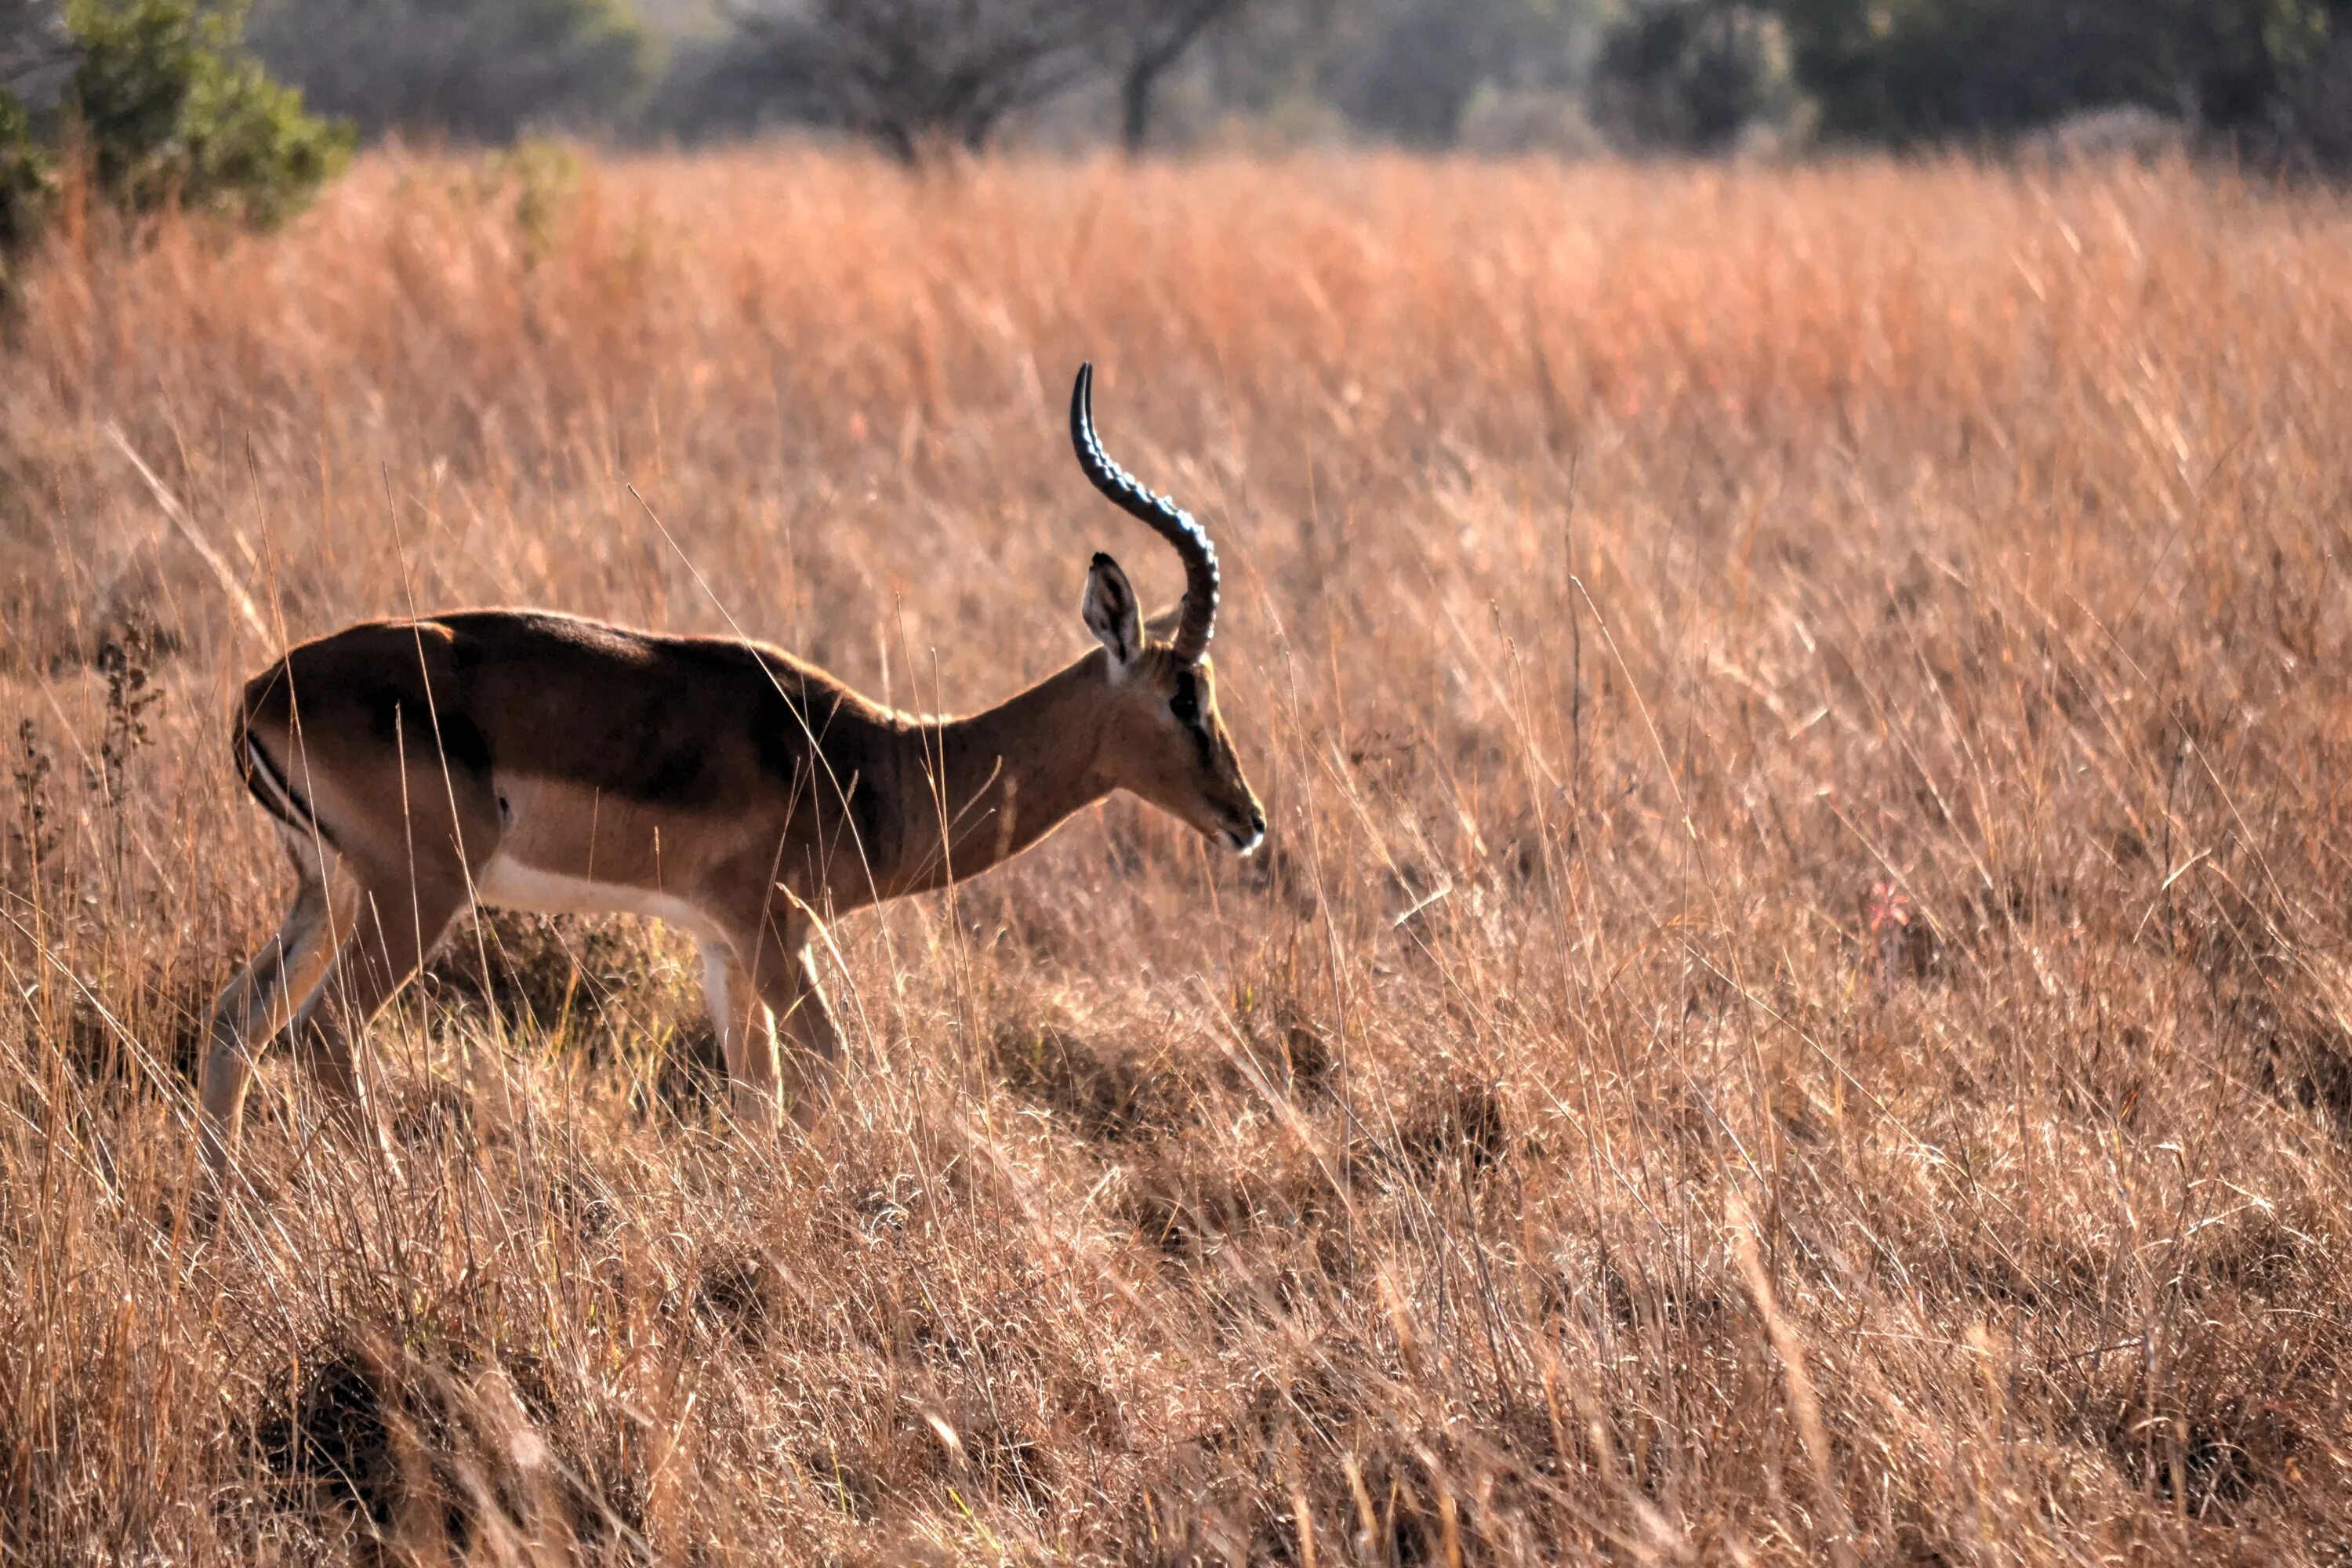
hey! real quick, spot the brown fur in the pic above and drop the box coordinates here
[200,591,1262,1170]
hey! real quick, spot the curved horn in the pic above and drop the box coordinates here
[1069,363,1218,662]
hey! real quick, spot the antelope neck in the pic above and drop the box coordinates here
[878,651,1117,896]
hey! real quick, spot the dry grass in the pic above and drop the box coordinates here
[2,145,2351,1563]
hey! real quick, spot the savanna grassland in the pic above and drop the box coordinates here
[2,147,2351,1564]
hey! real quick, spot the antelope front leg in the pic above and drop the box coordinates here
[698,937,784,1131]
[736,909,843,1131]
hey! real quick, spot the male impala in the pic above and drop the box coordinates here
[200,365,1264,1168]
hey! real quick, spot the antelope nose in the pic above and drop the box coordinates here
[1248,808,1267,838]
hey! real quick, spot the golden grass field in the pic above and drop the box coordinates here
[2,147,2350,1563]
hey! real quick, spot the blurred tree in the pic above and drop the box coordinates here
[728,0,1104,160]
[1327,0,1601,147]
[64,0,348,220]
[1114,0,1248,150]
[1772,0,2346,141]
[0,90,47,253]
[644,30,782,141]
[0,1,67,254]
[0,0,345,285]
[247,0,652,143]
[1595,0,1799,149]
[2268,28,2352,167]
[2,0,74,112]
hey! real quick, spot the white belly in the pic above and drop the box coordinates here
[474,854,723,942]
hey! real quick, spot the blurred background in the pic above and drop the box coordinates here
[3,0,2350,172]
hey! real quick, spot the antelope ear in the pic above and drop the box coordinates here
[1143,603,1185,643]
[1082,552,1144,668]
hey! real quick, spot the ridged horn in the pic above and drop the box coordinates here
[1069,362,1218,662]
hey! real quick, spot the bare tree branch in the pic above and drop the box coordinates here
[728,0,1110,160]
[1116,0,1248,151]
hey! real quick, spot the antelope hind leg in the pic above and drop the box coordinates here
[697,935,787,1131]
[283,870,466,1166]
[198,838,347,1173]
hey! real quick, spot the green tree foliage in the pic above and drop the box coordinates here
[1771,0,2345,140]
[0,86,49,251]
[68,0,348,222]
[0,0,345,277]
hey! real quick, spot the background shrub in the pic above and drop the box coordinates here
[0,0,344,283]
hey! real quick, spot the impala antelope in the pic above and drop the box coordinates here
[200,365,1264,1169]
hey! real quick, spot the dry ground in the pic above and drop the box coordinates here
[2,148,2351,1563]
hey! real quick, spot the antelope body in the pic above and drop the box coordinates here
[200,367,1263,1167]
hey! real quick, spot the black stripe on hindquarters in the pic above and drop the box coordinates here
[239,729,340,853]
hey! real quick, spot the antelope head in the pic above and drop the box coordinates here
[1070,364,1266,855]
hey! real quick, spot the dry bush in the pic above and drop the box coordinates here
[3,146,2352,1562]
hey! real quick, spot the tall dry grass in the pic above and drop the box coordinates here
[3,146,2351,1563]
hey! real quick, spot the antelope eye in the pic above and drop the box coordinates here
[1170,681,1200,726]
